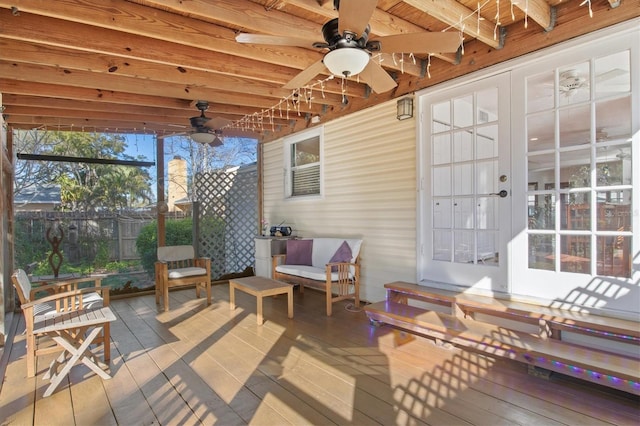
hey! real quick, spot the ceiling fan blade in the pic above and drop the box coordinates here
[209,117,232,129]
[375,32,462,54]
[283,59,328,89]
[235,33,318,48]
[358,60,397,94]
[209,137,224,147]
[338,0,377,37]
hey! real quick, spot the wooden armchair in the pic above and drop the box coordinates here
[11,269,110,378]
[155,245,212,311]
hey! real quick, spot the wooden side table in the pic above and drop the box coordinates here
[33,306,117,397]
[229,276,293,324]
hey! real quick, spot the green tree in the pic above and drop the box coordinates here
[14,131,153,212]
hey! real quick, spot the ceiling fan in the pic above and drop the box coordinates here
[235,0,462,94]
[183,101,257,146]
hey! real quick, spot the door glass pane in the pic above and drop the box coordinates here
[597,189,632,231]
[561,192,590,231]
[560,235,591,274]
[433,199,452,228]
[454,198,474,229]
[476,87,498,123]
[560,149,590,188]
[558,62,590,105]
[595,97,631,143]
[596,142,631,186]
[595,50,630,98]
[478,231,498,265]
[597,235,630,277]
[433,101,451,132]
[476,159,497,194]
[527,111,555,151]
[453,130,473,162]
[433,230,451,261]
[477,197,498,230]
[433,166,451,196]
[433,133,451,164]
[477,125,498,159]
[453,164,473,195]
[527,71,554,113]
[529,234,555,270]
[559,105,590,147]
[453,96,473,128]
[454,230,474,263]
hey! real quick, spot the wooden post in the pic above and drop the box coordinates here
[157,136,166,247]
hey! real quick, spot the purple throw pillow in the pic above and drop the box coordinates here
[329,240,352,271]
[285,239,313,266]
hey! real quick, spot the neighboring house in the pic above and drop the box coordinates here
[263,22,639,325]
[14,185,61,212]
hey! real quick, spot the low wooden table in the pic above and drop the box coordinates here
[229,276,293,324]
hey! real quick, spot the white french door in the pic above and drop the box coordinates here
[418,73,511,293]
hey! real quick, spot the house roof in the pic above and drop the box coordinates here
[14,185,61,205]
[1,1,637,143]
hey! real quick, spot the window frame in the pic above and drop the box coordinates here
[283,127,323,200]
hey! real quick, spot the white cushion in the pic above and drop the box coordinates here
[276,265,354,282]
[158,245,195,262]
[168,267,207,279]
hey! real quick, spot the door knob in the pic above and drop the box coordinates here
[490,190,509,198]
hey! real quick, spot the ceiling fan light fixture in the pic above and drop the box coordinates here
[323,48,369,77]
[191,131,215,144]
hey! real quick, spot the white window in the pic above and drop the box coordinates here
[284,128,322,198]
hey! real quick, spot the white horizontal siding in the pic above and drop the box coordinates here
[262,99,418,303]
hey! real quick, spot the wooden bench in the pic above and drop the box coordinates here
[272,238,362,316]
[365,281,640,395]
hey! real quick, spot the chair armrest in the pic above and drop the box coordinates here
[272,254,286,269]
[30,276,103,300]
[194,257,211,269]
[22,286,110,315]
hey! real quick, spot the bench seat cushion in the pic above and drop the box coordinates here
[275,265,353,282]
[168,267,207,279]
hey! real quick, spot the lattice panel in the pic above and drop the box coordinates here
[194,166,257,280]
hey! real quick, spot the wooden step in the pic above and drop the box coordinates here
[384,281,640,342]
[365,300,640,395]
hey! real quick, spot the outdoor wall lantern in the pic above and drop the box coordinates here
[396,97,414,120]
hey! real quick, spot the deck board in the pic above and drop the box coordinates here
[1,284,638,425]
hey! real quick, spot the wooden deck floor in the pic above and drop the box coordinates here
[1,283,638,425]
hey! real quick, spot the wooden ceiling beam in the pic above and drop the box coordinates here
[513,0,555,31]
[402,0,504,49]
[0,61,339,110]
[0,39,365,101]
[4,104,295,128]
[2,94,194,117]
[0,1,323,70]
[0,79,193,109]
[0,9,301,86]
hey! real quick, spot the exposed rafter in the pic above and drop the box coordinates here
[0,0,636,140]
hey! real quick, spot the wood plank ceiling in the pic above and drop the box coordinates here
[1,0,638,143]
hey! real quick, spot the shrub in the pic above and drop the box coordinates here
[136,219,193,275]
